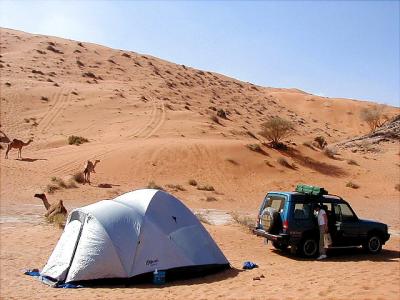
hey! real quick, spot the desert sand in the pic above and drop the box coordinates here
[0,28,399,299]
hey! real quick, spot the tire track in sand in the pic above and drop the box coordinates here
[52,96,165,176]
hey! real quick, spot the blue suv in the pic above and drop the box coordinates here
[254,184,390,258]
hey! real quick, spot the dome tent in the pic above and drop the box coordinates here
[41,189,229,285]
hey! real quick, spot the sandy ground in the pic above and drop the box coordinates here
[0,28,399,299]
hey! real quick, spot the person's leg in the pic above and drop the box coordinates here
[319,225,326,255]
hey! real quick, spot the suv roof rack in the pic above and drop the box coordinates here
[295,184,328,197]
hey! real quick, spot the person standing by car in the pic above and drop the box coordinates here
[315,204,328,260]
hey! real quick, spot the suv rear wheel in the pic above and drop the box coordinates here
[363,234,382,254]
[299,237,318,258]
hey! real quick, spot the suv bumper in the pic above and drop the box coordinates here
[253,228,289,242]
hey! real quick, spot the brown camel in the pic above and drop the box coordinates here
[34,193,67,222]
[4,138,33,159]
[83,159,100,185]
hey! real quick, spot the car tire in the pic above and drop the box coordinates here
[272,241,288,251]
[299,237,318,258]
[363,234,382,254]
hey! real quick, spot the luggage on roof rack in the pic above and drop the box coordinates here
[295,184,328,196]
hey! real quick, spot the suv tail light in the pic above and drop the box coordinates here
[283,220,289,233]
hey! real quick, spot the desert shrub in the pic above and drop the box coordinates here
[347,159,359,166]
[323,146,338,159]
[360,106,388,132]
[217,109,227,119]
[51,176,77,189]
[188,179,198,186]
[246,143,262,152]
[303,141,316,150]
[45,184,60,194]
[68,135,89,145]
[395,184,400,191]
[259,117,293,148]
[346,181,360,189]
[147,181,164,190]
[277,157,295,169]
[73,172,85,184]
[231,211,255,231]
[197,184,215,191]
[206,196,217,202]
[166,184,186,191]
[314,136,327,149]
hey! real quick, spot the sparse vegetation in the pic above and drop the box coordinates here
[147,181,164,190]
[323,146,338,159]
[246,143,262,153]
[226,158,239,165]
[347,159,359,166]
[217,109,227,119]
[50,176,77,189]
[277,157,296,169]
[314,136,327,149]
[73,172,85,184]
[346,181,360,189]
[231,211,255,231]
[188,179,198,186]
[41,96,49,101]
[166,184,186,191]
[197,184,215,191]
[45,184,60,194]
[206,196,218,202]
[395,184,400,192]
[360,105,387,132]
[68,135,89,145]
[303,141,316,150]
[259,117,293,148]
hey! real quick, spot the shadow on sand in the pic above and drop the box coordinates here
[273,247,399,263]
[277,147,347,177]
[16,158,48,162]
[79,267,242,289]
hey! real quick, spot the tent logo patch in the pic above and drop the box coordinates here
[146,259,159,267]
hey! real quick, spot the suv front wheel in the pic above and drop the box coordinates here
[299,237,318,258]
[363,234,382,254]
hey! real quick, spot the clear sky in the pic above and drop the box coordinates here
[1,1,399,107]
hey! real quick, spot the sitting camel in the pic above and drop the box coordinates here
[34,193,67,222]
[83,159,100,185]
[4,138,33,159]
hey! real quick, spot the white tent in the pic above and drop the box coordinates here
[41,189,229,284]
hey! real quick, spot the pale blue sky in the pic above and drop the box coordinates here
[1,1,399,106]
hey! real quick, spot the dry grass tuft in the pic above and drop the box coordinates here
[166,184,186,191]
[197,184,215,191]
[68,135,89,146]
[347,159,359,166]
[147,181,164,191]
[395,184,400,192]
[277,157,296,169]
[346,181,360,189]
[230,211,255,231]
[226,158,239,165]
[206,196,218,202]
[188,179,198,186]
[323,146,338,159]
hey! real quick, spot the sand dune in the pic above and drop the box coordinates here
[0,28,399,299]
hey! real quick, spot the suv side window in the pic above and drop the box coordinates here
[334,203,356,221]
[293,203,311,220]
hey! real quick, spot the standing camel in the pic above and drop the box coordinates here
[83,159,100,185]
[4,138,33,159]
[34,193,67,222]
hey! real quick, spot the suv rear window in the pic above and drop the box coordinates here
[264,195,286,212]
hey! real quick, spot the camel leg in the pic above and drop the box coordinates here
[18,148,22,158]
[4,144,10,159]
[87,172,91,185]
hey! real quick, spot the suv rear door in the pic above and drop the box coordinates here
[258,193,286,231]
